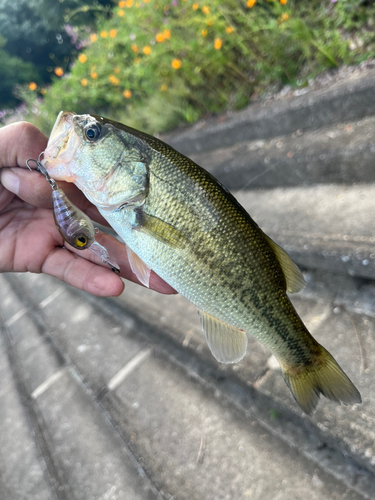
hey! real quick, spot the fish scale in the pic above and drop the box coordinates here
[42,111,361,414]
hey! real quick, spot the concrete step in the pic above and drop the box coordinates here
[163,65,375,156]
[187,116,375,190]
[0,332,55,500]
[0,274,161,500]
[233,183,375,280]
[4,270,375,499]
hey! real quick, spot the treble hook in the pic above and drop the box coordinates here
[26,155,57,190]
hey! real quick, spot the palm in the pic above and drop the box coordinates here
[0,191,59,273]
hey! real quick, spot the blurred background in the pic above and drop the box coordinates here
[1,0,375,134]
[2,1,375,500]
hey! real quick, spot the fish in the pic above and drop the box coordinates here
[42,111,361,414]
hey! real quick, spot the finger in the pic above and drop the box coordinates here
[66,230,177,295]
[0,122,47,169]
[1,168,53,208]
[41,246,125,297]
[1,167,109,226]
[0,184,15,212]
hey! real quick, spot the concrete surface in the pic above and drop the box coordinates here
[2,63,375,499]
[163,65,375,155]
[1,271,373,500]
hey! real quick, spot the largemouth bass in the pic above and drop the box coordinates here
[42,111,361,414]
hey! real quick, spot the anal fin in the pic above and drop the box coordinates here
[126,246,151,288]
[197,310,248,364]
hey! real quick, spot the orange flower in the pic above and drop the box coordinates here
[90,72,98,79]
[144,0,150,2]
[28,82,37,91]
[226,26,234,34]
[54,67,64,77]
[247,0,256,7]
[81,78,88,87]
[131,44,139,53]
[192,3,199,10]
[40,88,47,95]
[90,33,98,42]
[171,58,181,69]
[201,29,207,37]
[161,83,167,92]
[118,9,125,16]
[202,5,210,14]
[280,0,287,4]
[109,75,120,85]
[100,31,108,38]
[134,57,141,64]
[156,33,164,42]
[142,46,152,55]
[280,12,289,20]
[125,0,133,6]
[163,29,171,39]
[119,0,126,6]
[123,89,132,98]
[78,54,87,63]
[214,38,222,50]
[109,29,117,38]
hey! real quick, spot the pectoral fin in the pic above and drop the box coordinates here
[126,246,151,288]
[197,310,248,364]
[264,234,305,294]
[134,211,186,248]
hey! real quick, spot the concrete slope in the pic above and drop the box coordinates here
[233,184,375,279]
[163,65,375,155]
[187,116,375,190]
[1,271,374,500]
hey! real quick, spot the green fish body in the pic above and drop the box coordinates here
[43,111,361,414]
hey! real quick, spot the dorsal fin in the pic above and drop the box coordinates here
[126,246,151,288]
[264,235,305,294]
[197,310,248,364]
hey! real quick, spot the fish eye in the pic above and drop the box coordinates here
[75,235,88,247]
[84,123,101,142]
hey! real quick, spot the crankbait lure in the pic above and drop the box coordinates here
[26,155,120,274]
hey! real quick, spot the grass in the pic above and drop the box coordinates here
[10,0,375,135]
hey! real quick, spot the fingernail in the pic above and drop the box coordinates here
[0,169,19,195]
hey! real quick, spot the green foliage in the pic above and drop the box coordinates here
[0,0,113,109]
[0,37,39,108]
[14,0,375,134]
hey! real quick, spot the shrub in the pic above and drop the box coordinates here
[18,0,375,134]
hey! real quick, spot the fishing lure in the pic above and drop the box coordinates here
[26,155,120,274]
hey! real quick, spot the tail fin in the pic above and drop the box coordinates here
[282,346,361,414]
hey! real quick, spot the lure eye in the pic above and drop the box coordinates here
[84,123,101,142]
[75,235,88,248]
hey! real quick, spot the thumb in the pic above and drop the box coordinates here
[1,167,53,208]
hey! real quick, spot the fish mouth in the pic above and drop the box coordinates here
[42,111,79,182]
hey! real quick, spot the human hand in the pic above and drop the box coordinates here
[0,121,175,296]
